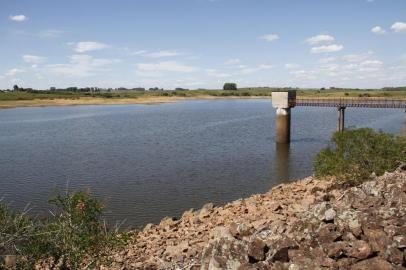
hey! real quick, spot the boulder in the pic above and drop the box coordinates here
[200,236,249,270]
[345,240,372,260]
[350,257,395,270]
[247,238,268,262]
[363,229,391,253]
[324,208,336,222]
[229,223,253,239]
[393,235,406,249]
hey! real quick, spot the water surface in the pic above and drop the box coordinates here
[0,100,404,227]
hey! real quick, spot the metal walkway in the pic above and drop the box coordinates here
[292,98,406,109]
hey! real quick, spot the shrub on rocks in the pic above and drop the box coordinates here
[0,190,128,269]
[314,128,406,183]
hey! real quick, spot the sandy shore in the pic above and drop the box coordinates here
[0,96,271,110]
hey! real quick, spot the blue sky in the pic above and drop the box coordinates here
[1,0,406,89]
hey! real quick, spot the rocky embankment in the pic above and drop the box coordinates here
[109,167,406,269]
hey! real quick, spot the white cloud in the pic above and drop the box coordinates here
[290,70,317,80]
[206,69,232,78]
[225,58,241,65]
[240,64,273,75]
[38,29,64,38]
[371,26,385,35]
[305,34,335,45]
[130,50,184,58]
[47,54,114,77]
[342,53,370,62]
[285,63,299,69]
[9,15,28,22]
[302,59,385,82]
[74,42,109,53]
[136,61,196,73]
[22,55,47,64]
[5,68,25,76]
[131,50,148,56]
[311,44,344,54]
[259,34,279,42]
[207,63,273,77]
[359,60,383,71]
[257,64,273,70]
[319,57,336,63]
[239,68,256,75]
[144,50,182,58]
[391,22,406,33]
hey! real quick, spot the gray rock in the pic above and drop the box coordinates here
[324,208,336,221]
[200,237,249,270]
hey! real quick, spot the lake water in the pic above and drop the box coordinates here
[0,100,404,227]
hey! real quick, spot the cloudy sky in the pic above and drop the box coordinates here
[1,0,406,89]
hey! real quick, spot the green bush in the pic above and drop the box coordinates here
[0,190,128,269]
[314,128,406,183]
[0,204,49,268]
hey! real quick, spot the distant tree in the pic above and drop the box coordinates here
[223,83,237,90]
[149,87,163,91]
[132,87,145,91]
[67,87,78,92]
[13,85,19,91]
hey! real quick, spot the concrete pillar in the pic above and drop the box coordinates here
[272,91,296,144]
[276,108,291,143]
[337,107,345,132]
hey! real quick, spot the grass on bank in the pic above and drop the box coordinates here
[1,88,406,102]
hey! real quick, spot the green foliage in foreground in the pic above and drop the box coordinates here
[314,128,406,183]
[0,190,128,269]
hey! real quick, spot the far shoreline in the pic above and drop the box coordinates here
[1,93,406,110]
[0,95,272,110]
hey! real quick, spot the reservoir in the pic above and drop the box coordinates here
[0,99,404,227]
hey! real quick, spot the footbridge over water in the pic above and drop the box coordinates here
[272,91,406,144]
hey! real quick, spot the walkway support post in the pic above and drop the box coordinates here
[337,106,346,132]
[272,91,296,143]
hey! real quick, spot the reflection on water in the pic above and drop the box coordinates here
[274,143,290,184]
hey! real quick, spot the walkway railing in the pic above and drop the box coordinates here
[291,98,406,109]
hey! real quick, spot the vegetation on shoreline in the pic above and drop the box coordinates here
[1,87,406,103]
[314,128,406,183]
[0,190,128,269]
